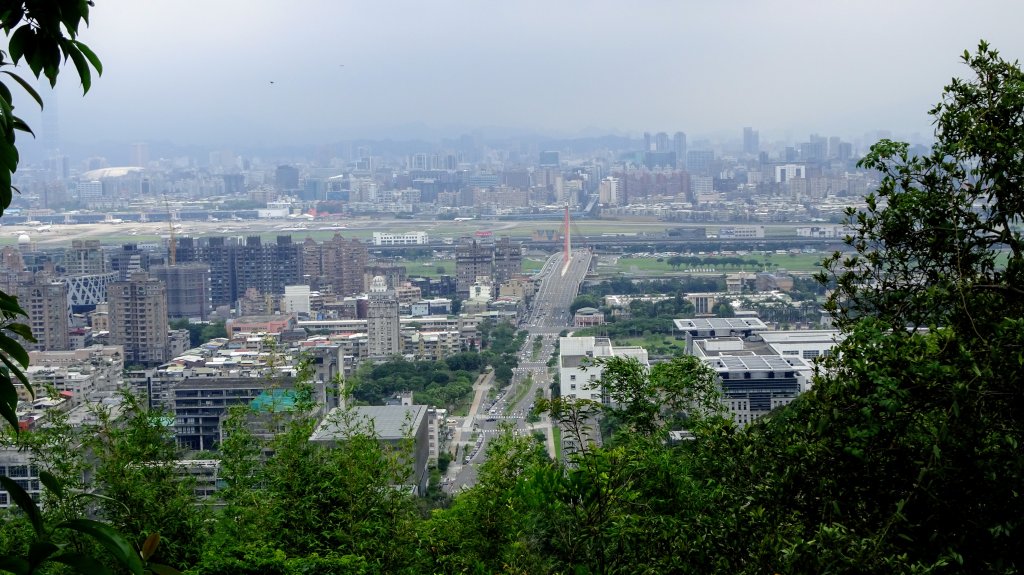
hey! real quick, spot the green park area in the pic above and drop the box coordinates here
[602,251,831,276]
[403,260,452,277]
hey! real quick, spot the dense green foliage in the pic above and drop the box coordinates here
[665,255,761,270]
[349,357,476,411]
[199,406,422,574]
[581,276,724,297]
[88,394,209,568]
[475,319,524,385]
[573,293,696,342]
[169,319,228,348]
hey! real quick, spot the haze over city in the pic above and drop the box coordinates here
[17,0,1024,155]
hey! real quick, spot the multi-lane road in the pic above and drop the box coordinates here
[445,249,593,491]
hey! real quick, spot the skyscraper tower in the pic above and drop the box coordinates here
[743,127,760,156]
[366,276,401,359]
[655,132,670,152]
[673,132,687,168]
[151,263,211,321]
[130,143,149,168]
[40,82,59,157]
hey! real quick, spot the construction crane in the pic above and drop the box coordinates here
[164,194,176,266]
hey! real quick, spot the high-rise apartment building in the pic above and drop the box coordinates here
[64,240,106,275]
[493,237,522,286]
[200,237,232,308]
[188,236,304,309]
[233,236,277,298]
[539,150,560,167]
[598,177,620,205]
[320,234,368,298]
[108,272,169,366]
[673,132,687,164]
[455,238,493,299]
[109,244,150,281]
[367,276,401,359]
[654,132,670,152]
[151,263,211,321]
[275,165,300,191]
[686,150,715,176]
[15,272,69,351]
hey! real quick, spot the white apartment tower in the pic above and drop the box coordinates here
[366,276,401,359]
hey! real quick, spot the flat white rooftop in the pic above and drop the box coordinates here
[673,317,769,331]
[705,355,812,372]
[758,330,842,344]
[311,405,426,442]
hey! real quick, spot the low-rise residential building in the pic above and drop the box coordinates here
[410,298,452,317]
[26,345,124,405]
[226,314,297,338]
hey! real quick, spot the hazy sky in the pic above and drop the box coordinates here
[21,0,1024,147]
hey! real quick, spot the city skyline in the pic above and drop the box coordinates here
[13,0,1024,151]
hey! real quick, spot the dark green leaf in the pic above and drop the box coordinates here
[0,137,18,172]
[64,43,91,93]
[0,349,31,389]
[0,5,25,32]
[0,165,11,208]
[56,519,144,575]
[0,475,45,536]
[1,71,43,108]
[6,323,34,342]
[73,41,102,75]
[7,25,31,63]
[147,563,183,575]
[50,552,114,575]
[0,396,19,433]
[38,470,64,499]
[0,333,30,368]
[0,292,26,316]
[10,116,34,136]
[27,540,59,567]
[0,290,25,313]
[0,554,29,575]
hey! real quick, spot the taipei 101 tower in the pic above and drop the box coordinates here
[40,82,68,179]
